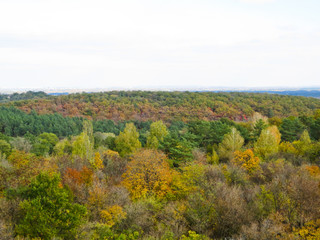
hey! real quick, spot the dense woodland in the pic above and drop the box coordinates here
[1,92,320,239]
[5,91,320,121]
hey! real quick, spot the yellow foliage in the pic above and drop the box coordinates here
[100,205,127,227]
[92,152,104,170]
[279,142,298,155]
[88,182,108,210]
[122,149,173,200]
[105,149,120,158]
[232,149,261,174]
[207,148,219,165]
[171,164,205,199]
[294,219,320,240]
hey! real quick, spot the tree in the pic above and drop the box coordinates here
[38,133,59,149]
[0,140,12,157]
[146,120,168,149]
[232,149,261,174]
[207,148,219,165]
[293,130,312,156]
[115,123,141,157]
[122,149,172,200]
[10,173,87,239]
[254,126,280,160]
[280,117,305,142]
[10,137,32,153]
[252,119,267,141]
[72,121,94,160]
[160,133,194,167]
[32,132,59,156]
[92,152,104,170]
[218,127,244,161]
[54,138,72,156]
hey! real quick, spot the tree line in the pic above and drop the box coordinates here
[5,91,320,121]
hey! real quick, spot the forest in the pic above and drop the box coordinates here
[0,91,320,239]
[4,91,320,121]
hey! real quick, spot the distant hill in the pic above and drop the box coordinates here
[3,91,320,122]
[0,91,49,103]
[245,90,320,98]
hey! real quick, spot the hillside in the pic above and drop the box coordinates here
[4,91,320,122]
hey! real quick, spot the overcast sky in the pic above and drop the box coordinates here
[0,0,319,90]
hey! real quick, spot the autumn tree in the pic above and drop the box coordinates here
[92,152,104,170]
[218,127,244,161]
[115,123,141,157]
[232,149,261,174]
[122,149,172,200]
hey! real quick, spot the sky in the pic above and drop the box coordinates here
[0,0,319,90]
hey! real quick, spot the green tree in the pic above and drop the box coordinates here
[0,140,12,157]
[38,132,59,153]
[254,126,280,160]
[293,129,312,156]
[146,120,168,149]
[280,117,305,142]
[72,120,94,160]
[115,123,141,157]
[10,173,86,240]
[252,119,267,141]
[218,127,244,161]
[160,133,194,167]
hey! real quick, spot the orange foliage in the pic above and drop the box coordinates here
[232,149,261,174]
[65,166,93,186]
[306,166,320,178]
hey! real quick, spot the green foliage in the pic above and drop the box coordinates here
[9,172,87,240]
[115,123,141,157]
[32,132,59,156]
[180,231,210,240]
[207,147,219,164]
[280,117,305,142]
[0,140,12,157]
[160,133,194,167]
[252,119,267,141]
[89,224,140,240]
[146,120,168,149]
[218,127,244,161]
[0,91,48,103]
[254,126,280,160]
